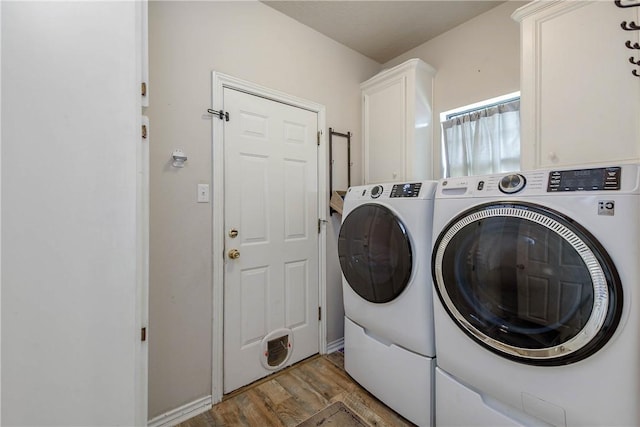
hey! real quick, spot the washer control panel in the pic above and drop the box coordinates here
[437,165,632,198]
[547,167,621,192]
[390,182,423,198]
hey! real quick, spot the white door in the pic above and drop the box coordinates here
[222,88,320,393]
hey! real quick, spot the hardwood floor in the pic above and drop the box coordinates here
[178,352,416,427]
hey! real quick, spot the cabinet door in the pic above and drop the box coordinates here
[518,1,640,169]
[363,77,407,183]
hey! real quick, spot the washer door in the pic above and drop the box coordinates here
[338,204,412,303]
[432,202,622,366]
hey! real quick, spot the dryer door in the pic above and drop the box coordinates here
[338,204,412,303]
[432,202,622,366]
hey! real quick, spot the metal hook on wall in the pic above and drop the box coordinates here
[615,0,640,8]
[630,56,640,65]
[621,21,640,30]
[633,69,640,77]
[626,40,640,49]
[207,109,230,122]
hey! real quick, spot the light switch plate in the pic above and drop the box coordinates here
[197,184,210,203]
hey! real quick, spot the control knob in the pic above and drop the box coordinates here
[499,174,526,194]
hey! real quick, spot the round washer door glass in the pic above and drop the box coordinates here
[338,204,412,303]
[432,202,622,366]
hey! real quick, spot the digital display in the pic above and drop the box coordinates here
[390,182,422,198]
[547,167,620,192]
[561,169,604,189]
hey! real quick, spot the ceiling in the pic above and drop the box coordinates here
[262,1,506,63]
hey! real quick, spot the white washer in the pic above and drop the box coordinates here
[338,181,438,426]
[431,164,640,427]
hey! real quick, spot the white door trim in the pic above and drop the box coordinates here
[136,2,149,425]
[210,72,328,404]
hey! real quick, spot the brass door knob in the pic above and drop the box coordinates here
[228,249,240,259]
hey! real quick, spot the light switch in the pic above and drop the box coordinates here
[197,184,210,203]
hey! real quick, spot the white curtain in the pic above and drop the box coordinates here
[441,99,520,177]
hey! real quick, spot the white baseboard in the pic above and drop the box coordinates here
[326,337,344,354]
[148,395,212,427]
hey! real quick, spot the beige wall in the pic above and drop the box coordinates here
[147,1,380,418]
[385,1,526,179]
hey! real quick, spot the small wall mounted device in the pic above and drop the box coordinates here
[171,149,187,168]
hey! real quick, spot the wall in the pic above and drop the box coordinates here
[147,1,380,418]
[2,2,143,425]
[0,1,3,420]
[385,1,526,179]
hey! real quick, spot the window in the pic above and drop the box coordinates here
[440,92,520,178]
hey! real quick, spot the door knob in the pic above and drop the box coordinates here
[228,249,240,259]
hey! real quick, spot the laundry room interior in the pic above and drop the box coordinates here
[3,1,640,427]
[146,0,522,423]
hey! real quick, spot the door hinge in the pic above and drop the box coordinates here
[317,218,327,233]
[141,82,148,97]
[317,130,321,146]
[318,307,322,321]
[141,327,147,342]
[207,109,230,122]
[141,124,148,139]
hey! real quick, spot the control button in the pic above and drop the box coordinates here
[371,185,383,199]
[499,174,526,194]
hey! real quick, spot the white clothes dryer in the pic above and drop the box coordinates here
[338,181,438,426]
[431,164,640,426]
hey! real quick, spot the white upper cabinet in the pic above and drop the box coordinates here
[361,58,435,184]
[513,0,640,170]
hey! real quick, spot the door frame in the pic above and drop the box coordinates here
[210,72,328,404]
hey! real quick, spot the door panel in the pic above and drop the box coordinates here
[284,159,308,238]
[240,267,269,345]
[223,88,319,393]
[240,154,269,243]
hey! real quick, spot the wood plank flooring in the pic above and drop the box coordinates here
[178,352,416,427]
